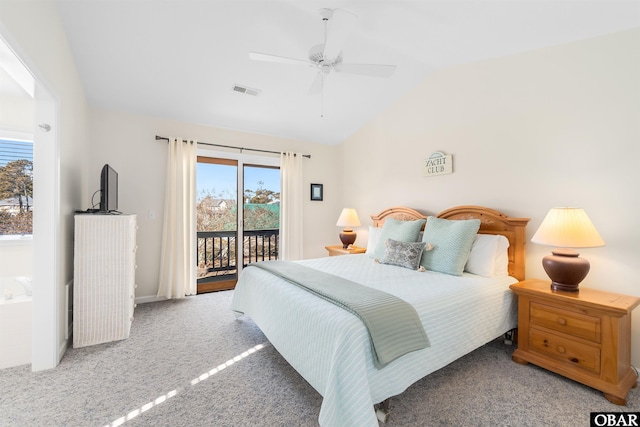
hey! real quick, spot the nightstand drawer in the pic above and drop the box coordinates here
[511,279,640,405]
[530,302,601,343]
[529,329,601,374]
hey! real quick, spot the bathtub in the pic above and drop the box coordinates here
[0,276,32,369]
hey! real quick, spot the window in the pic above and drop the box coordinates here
[0,138,34,236]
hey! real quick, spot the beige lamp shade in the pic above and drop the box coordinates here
[531,207,604,293]
[531,207,604,248]
[336,208,361,248]
[336,208,361,228]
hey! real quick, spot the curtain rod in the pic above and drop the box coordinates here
[155,135,311,159]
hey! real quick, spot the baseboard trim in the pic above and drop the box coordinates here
[135,295,166,304]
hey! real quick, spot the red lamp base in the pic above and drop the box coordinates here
[542,248,591,293]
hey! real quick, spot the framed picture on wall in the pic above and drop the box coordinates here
[310,183,323,201]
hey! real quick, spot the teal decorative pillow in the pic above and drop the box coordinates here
[380,238,432,270]
[420,216,481,275]
[374,217,426,260]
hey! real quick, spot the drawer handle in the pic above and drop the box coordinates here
[557,346,566,354]
[557,317,567,326]
[570,357,579,363]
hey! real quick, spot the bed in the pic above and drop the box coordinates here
[231,205,530,426]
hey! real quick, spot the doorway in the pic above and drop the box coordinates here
[196,154,280,293]
[0,34,59,371]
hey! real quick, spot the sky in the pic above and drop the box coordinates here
[196,163,280,201]
[0,139,33,167]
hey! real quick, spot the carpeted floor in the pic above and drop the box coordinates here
[0,290,638,426]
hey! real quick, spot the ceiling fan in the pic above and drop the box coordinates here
[249,8,397,115]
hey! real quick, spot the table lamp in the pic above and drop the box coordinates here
[531,207,604,292]
[336,208,361,248]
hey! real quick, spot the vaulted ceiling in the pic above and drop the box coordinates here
[54,1,639,145]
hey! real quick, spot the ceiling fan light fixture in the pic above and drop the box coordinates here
[309,44,342,67]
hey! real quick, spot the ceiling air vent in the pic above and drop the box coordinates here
[232,84,261,97]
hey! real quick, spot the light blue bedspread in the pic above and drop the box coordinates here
[248,260,430,368]
[231,254,518,426]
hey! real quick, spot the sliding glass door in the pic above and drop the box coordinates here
[243,165,280,267]
[196,157,238,292]
[196,156,280,293]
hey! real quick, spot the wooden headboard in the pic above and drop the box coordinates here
[371,206,530,281]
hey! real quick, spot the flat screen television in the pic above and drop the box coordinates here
[99,164,118,212]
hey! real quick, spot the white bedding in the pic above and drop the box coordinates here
[230,254,518,426]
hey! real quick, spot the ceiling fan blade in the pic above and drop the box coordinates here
[334,63,397,78]
[323,9,357,63]
[249,52,310,67]
[308,71,322,96]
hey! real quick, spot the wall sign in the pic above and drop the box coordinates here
[423,151,453,177]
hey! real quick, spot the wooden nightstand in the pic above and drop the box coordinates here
[324,245,366,257]
[510,279,640,405]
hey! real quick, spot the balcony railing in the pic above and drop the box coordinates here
[197,229,279,283]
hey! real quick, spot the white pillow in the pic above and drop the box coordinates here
[366,226,383,257]
[464,234,511,277]
[493,235,510,276]
[464,234,499,277]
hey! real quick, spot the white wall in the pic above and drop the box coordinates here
[0,93,33,132]
[0,240,32,279]
[88,109,342,301]
[0,1,88,369]
[341,29,640,364]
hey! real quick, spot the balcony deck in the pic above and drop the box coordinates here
[197,228,279,286]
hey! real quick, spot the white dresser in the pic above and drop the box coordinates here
[73,214,137,348]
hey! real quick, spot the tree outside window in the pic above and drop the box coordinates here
[0,139,33,236]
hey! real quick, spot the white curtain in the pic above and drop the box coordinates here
[158,137,197,298]
[280,152,304,260]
